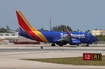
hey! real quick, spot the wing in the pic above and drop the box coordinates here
[57,36,71,42]
[57,28,71,42]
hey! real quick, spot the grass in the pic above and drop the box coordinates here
[22,56,105,66]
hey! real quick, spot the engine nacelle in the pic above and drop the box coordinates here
[69,39,81,45]
[56,41,68,45]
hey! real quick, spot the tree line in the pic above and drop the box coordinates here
[0,25,90,32]
[95,35,105,41]
[0,26,11,33]
[0,25,72,33]
[38,25,72,32]
[0,25,105,41]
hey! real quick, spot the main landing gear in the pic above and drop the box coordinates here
[86,44,89,47]
[51,43,63,47]
[51,43,55,46]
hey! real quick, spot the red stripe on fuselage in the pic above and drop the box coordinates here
[28,31,43,41]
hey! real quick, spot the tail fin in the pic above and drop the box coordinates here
[16,10,37,31]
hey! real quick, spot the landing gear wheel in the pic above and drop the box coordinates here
[51,43,55,47]
[86,44,89,47]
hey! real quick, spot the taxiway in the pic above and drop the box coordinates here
[0,44,105,69]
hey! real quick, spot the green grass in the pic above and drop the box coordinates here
[22,56,105,66]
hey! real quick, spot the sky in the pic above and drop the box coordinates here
[0,0,105,32]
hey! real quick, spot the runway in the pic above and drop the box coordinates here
[0,44,105,69]
[0,47,105,52]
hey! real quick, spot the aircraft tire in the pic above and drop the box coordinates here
[86,44,89,47]
[51,43,55,47]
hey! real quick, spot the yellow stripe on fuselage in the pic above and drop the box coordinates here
[33,31,48,42]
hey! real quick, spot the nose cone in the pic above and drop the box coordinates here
[94,36,98,41]
[92,35,98,42]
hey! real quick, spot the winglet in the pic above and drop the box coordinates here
[16,10,38,31]
[65,28,71,36]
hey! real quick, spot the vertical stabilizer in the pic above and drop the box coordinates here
[16,10,37,31]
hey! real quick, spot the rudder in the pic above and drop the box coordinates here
[16,10,37,31]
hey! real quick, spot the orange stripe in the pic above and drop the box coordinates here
[28,31,43,41]
[16,11,31,31]
[16,10,37,31]
[33,31,48,42]
[17,10,33,31]
[16,10,48,42]
[66,28,71,36]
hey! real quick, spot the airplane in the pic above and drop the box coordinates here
[16,10,98,47]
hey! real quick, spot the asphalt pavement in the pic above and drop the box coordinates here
[0,44,105,69]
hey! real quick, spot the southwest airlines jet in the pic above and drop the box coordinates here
[16,10,98,47]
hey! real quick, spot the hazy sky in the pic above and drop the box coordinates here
[0,0,105,31]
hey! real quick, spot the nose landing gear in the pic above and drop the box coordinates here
[86,44,89,47]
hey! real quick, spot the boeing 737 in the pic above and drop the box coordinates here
[16,10,98,47]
